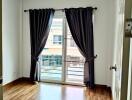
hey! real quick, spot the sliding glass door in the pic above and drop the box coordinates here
[65,27,85,85]
[40,14,85,85]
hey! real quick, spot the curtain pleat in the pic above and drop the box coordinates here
[65,7,95,88]
[29,9,55,81]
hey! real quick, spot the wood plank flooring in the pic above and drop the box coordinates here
[3,80,112,100]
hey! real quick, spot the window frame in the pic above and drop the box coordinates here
[53,35,63,45]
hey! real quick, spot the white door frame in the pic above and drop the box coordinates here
[127,39,132,100]
[127,7,132,100]
[120,0,132,100]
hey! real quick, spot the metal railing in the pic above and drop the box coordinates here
[39,55,84,83]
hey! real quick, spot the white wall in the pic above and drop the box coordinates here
[21,0,116,86]
[2,0,21,85]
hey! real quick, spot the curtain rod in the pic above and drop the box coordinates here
[24,7,97,12]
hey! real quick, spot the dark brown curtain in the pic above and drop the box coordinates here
[65,7,96,88]
[29,9,55,81]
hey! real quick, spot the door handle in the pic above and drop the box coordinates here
[110,65,117,71]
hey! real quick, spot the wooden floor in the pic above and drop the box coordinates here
[3,80,112,100]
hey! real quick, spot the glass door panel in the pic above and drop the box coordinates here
[40,18,63,82]
[65,27,85,85]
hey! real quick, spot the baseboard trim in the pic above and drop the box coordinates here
[95,84,107,88]
[3,77,31,88]
[20,77,30,81]
[3,78,21,88]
